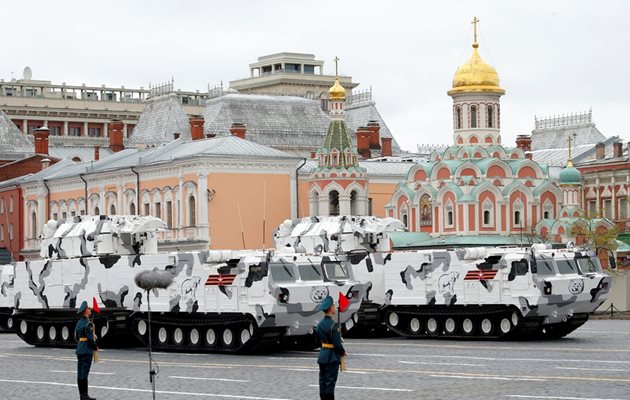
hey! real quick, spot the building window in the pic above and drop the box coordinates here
[94,207,100,215]
[0,225,3,241]
[9,196,13,213]
[110,204,116,215]
[603,200,612,219]
[144,203,150,216]
[88,127,101,137]
[368,198,373,216]
[52,213,58,220]
[328,191,339,216]
[8,224,13,240]
[80,209,86,216]
[130,202,136,215]
[588,201,597,217]
[487,105,493,128]
[155,202,161,219]
[483,210,491,225]
[49,126,62,136]
[619,198,628,220]
[69,127,82,137]
[71,211,76,217]
[166,201,173,228]
[188,196,196,226]
[456,106,462,129]
[0,199,3,214]
[62,212,67,219]
[447,211,454,227]
[470,105,477,128]
[543,211,550,219]
[31,211,37,238]
[514,210,521,226]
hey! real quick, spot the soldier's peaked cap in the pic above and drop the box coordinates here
[76,300,89,314]
[320,295,334,312]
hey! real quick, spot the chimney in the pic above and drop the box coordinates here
[595,142,605,160]
[33,127,50,155]
[40,158,51,170]
[613,141,623,158]
[108,119,124,152]
[516,134,533,160]
[381,137,393,157]
[367,120,381,150]
[230,123,247,139]
[94,145,100,161]
[173,132,180,140]
[190,115,205,141]
[356,127,371,159]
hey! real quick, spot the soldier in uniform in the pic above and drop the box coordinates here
[316,295,345,400]
[75,301,97,400]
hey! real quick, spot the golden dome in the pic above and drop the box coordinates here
[448,41,505,95]
[329,77,346,101]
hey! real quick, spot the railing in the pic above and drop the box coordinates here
[534,110,592,129]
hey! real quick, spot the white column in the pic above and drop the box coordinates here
[99,186,105,214]
[463,203,469,234]
[197,172,209,241]
[22,120,28,134]
[83,121,89,137]
[103,122,108,138]
[63,121,69,136]
[117,184,123,214]
[319,192,329,216]
[177,174,184,230]
[339,194,351,215]
[358,194,369,216]
[38,190,46,236]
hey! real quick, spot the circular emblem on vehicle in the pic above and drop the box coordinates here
[310,286,329,303]
[568,279,584,294]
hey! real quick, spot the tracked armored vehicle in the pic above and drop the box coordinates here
[0,262,15,332]
[10,215,365,353]
[275,216,612,340]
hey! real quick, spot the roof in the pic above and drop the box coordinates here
[203,93,400,155]
[389,232,531,249]
[299,159,413,178]
[0,108,33,160]
[48,146,113,162]
[531,136,619,168]
[531,113,606,152]
[127,93,192,147]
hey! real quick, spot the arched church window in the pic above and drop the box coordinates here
[543,211,550,219]
[470,105,477,128]
[514,210,521,226]
[456,107,462,129]
[447,211,454,226]
[31,211,37,238]
[483,210,491,225]
[189,196,196,226]
[350,190,358,215]
[110,204,116,215]
[487,105,493,128]
[130,202,136,215]
[329,191,339,216]
[94,207,100,216]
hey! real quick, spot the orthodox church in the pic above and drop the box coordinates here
[309,18,613,246]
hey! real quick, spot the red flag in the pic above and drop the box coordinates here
[92,297,101,314]
[338,292,349,313]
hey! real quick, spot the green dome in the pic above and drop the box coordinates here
[559,165,582,184]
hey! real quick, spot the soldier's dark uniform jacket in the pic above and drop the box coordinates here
[75,316,97,379]
[316,315,345,400]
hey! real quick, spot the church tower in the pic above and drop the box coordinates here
[309,57,368,216]
[447,17,505,147]
[558,134,583,218]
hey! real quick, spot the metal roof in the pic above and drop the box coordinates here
[0,108,33,159]
[300,159,413,177]
[127,93,192,147]
[48,146,113,162]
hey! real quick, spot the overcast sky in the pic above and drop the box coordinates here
[2,1,628,152]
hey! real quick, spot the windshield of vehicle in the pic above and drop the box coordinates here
[576,256,601,273]
[298,263,323,281]
[324,262,350,280]
[535,256,556,276]
[269,263,297,283]
[556,257,579,274]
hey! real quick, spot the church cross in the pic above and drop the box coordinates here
[333,56,340,77]
[471,16,480,43]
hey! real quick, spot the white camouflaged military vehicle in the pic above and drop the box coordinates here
[4,215,365,353]
[0,261,15,332]
[275,216,612,340]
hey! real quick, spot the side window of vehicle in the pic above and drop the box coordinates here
[508,259,529,281]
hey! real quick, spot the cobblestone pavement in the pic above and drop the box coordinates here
[0,319,629,400]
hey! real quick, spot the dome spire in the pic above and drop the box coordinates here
[328,56,346,101]
[567,133,576,167]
